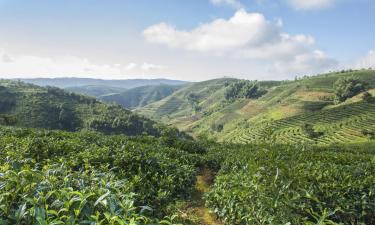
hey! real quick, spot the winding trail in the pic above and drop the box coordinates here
[190,168,223,225]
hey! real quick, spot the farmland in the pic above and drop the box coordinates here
[2,71,375,224]
[1,126,375,224]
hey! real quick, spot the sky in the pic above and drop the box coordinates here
[0,0,374,81]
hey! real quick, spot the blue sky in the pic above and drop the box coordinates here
[0,0,374,81]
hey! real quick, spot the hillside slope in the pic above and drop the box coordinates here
[100,84,182,109]
[138,70,375,143]
[19,77,188,89]
[0,80,167,136]
[65,85,127,97]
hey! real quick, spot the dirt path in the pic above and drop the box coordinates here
[181,168,223,225]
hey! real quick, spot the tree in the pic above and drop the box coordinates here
[362,91,372,102]
[301,123,323,139]
[58,104,81,131]
[187,93,201,112]
[333,76,368,103]
[224,80,267,100]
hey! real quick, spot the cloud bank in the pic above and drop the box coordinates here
[143,10,337,76]
[0,52,165,79]
[353,50,375,69]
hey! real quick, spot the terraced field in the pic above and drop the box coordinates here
[226,101,375,145]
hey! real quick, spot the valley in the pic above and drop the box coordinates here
[1,69,375,224]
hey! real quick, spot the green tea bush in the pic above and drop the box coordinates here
[0,127,202,224]
[206,144,375,224]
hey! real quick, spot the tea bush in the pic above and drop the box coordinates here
[206,144,375,224]
[0,127,202,224]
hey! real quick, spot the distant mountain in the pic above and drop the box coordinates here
[65,85,127,97]
[17,77,188,89]
[100,84,182,109]
[0,80,171,136]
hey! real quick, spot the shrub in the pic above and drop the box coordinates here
[334,76,368,103]
[224,80,267,100]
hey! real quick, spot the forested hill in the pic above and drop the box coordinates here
[0,80,172,136]
[64,85,127,98]
[100,84,182,109]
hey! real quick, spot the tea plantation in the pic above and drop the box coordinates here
[1,125,375,224]
[206,143,375,224]
[0,127,202,224]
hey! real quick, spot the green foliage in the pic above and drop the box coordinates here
[362,91,373,102]
[66,85,127,97]
[333,76,368,103]
[361,129,375,140]
[301,123,323,139]
[0,114,17,126]
[187,93,201,112]
[0,126,203,224]
[227,101,375,145]
[0,80,172,137]
[205,143,375,224]
[100,85,181,109]
[224,80,267,100]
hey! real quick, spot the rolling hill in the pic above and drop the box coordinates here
[18,77,188,89]
[64,85,127,97]
[0,80,171,136]
[138,69,375,144]
[99,84,182,109]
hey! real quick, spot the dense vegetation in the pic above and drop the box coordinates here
[333,76,368,102]
[100,85,181,109]
[0,126,204,224]
[224,80,267,100]
[1,125,375,224]
[65,85,127,98]
[138,69,375,144]
[206,143,375,224]
[0,80,172,136]
[3,70,375,224]
[225,100,375,145]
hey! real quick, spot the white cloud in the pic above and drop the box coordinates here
[273,50,338,75]
[143,11,281,53]
[353,50,375,69]
[0,52,165,79]
[286,0,336,10]
[210,0,243,8]
[2,54,13,63]
[141,63,165,71]
[125,62,137,71]
[143,10,336,76]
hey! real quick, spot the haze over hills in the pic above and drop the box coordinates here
[99,84,183,109]
[17,77,188,89]
[65,85,128,97]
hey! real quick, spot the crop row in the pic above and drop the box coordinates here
[0,127,202,224]
[228,102,375,145]
[205,143,375,224]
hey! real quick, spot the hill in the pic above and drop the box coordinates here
[0,80,171,136]
[64,85,127,97]
[100,84,182,109]
[18,77,188,89]
[138,69,375,143]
